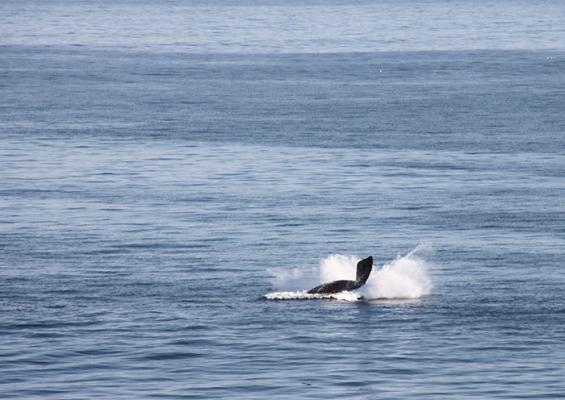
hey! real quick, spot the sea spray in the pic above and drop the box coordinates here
[266,246,432,300]
[267,266,318,292]
[361,249,432,299]
[319,254,360,283]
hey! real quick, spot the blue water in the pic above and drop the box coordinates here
[1,1,565,398]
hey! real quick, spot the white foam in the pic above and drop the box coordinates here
[265,245,432,301]
[264,291,361,302]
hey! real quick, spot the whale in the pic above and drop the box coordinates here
[307,256,373,294]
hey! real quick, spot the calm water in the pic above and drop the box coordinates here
[1,1,565,398]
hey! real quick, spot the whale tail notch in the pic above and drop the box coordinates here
[356,256,373,285]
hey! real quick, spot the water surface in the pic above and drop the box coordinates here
[1,1,565,398]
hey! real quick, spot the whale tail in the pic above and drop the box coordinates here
[356,256,373,285]
[306,255,374,295]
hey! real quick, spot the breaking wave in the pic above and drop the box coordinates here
[265,245,432,301]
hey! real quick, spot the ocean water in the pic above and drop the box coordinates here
[1,0,565,398]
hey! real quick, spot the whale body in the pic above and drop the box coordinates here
[307,256,373,294]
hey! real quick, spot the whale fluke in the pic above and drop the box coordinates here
[307,256,373,294]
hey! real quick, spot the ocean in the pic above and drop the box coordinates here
[1,0,564,398]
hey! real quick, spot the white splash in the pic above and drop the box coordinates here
[361,246,432,300]
[265,246,432,301]
[319,254,359,283]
